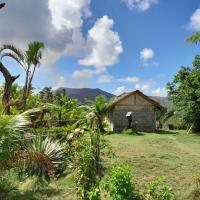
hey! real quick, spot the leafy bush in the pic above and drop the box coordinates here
[88,186,100,200]
[103,165,141,200]
[74,136,97,200]
[164,115,186,130]
[145,177,175,200]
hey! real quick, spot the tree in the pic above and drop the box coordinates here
[40,87,54,104]
[0,42,44,110]
[187,32,200,44]
[167,55,200,132]
[0,62,20,114]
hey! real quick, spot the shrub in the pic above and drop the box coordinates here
[145,177,175,200]
[164,116,186,130]
[103,165,141,200]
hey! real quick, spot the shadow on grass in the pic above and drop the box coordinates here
[155,130,178,135]
[1,186,62,200]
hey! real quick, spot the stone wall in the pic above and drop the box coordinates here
[111,107,156,132]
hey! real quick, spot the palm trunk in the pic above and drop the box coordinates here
[22,71,29,110]
[0,62,20,114]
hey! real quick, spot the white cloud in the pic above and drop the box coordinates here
[49,0,91,31]
[122,0,158,11]
[118,76,140,83]
[152,87,167,97]
[54,76,66,89]
[97,74,114,83]
[115,76,167,97]
[114,86,126,95]
[78,15,123,71]
[140,48,155,62]
[188,8,200,31]
[0,0,91,65]
[72,69,94,79]
[134,80,166,96]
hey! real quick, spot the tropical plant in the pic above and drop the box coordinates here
[167,55,200,132]
[15,136,66,180]
[103,165,141,200]
[85,96,110,132]
[187,32,200,44]
[0,109,39,170]
[0,41,44,110]
[145,177,175,200]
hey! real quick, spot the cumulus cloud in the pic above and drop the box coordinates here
[97,74,114,83]
[116,76,167,97]
[187,8,200,31]
[78,15,123,71]
[122,0,158,11]
[118,76,140,83]
[0,0,91,64]
[152,87,167,97]
[140,48,155,62]
[114,86,127,95]
[72,69,94,79]
[54,76,66,89]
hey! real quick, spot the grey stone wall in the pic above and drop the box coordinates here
[111,107,156,132]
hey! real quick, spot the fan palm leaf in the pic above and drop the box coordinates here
[15,136,66,179]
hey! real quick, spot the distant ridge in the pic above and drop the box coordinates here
[150,96,172,110]
[56,87,114,102]
[56,88,171,110]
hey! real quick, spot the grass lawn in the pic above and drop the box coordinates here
[4,130,200,199]
[106,131,200,200]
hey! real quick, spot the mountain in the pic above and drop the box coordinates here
[56,88,172,110]
[56,87,114,102]
[150,96,172,110]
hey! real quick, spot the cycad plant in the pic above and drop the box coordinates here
[15,136,66,180]
[0,108,66,180]
[0,109,39,171]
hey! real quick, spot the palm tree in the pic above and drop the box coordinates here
[86,95,110,132]
[0,41,44,110]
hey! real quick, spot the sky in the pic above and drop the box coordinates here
[0,0,200,97]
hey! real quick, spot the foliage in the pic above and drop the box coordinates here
[73,133,98,200]
[187,32,200,44]
[0,41,44,110]
[103,165,141,200]
[167,55,200,132]
[15,136,66,180]
[163,113,186,130]
[0,109,39,167]
[145,177,175,200]
[88,186,100,200]
[83,96,110,132]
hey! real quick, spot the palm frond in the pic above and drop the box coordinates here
[6,108,40,132]
[25,41,44,66]
[187,32,200,44]
[0,44,25,62]
[1,52,26,70]
[14,136,66,179]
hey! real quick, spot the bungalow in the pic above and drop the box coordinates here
[108,90,164,132]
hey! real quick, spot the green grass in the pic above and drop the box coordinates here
[3,130,200,199]
[106,131,200,199]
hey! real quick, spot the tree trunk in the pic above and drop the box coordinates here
[0,62,20,115]
[22,71,29,110]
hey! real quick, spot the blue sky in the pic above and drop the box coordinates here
[0,0,200,96]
